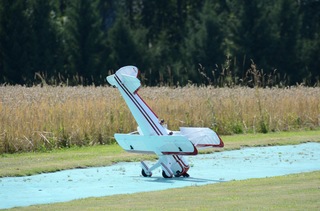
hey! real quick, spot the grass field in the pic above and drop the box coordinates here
[1,86,320,153]
[1,131,320,210]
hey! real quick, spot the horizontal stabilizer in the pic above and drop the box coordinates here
[180,127,224,148]
[106,74,117,87]
[114,134,198,156]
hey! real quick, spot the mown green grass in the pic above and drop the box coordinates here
[1,130,319,177]
[0,144,153,177]
[6,171,320,210]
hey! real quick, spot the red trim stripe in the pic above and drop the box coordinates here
[173,155,189,175]
[162,144,198,155]
[136,93,158,118]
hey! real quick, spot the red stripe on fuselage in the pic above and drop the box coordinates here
[173,155,190,175]
[136,93,158,118]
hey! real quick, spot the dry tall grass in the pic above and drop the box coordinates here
[0,85,319,153]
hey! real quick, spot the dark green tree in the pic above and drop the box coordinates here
[65,0,108,85]
[0,0,319,86]
[231,1,279,79]
[273,0,301,84]
[299,0,320,85]
[107,13,144,70]
[136,0,205,85]
[0,0,33,84]
[182,0,225,85]
[28,0,63,83]
[0,0,66,85]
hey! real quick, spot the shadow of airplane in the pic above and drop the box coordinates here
[133,176,227,184]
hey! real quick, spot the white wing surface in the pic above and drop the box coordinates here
[114,133,198,156]
[180,127,224,149]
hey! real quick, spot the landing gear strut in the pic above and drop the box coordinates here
[162,170,173,178]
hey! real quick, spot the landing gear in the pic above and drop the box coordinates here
[175,171,181,177]
[162,170,173,178]
[141,169,152,177]
[140,156,190,179]
[182,173,190,177]
[174,171,190,178]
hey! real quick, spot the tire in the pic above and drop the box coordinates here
[175,171,181,177]
[162,170,173,178]
[141,169,151,177]
[182,173,190,178]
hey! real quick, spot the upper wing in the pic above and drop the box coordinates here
[180,127,224,148]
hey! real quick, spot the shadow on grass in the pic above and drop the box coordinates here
[143,176,226,184]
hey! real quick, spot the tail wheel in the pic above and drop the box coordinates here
[141,169,152,177]
[162,170,173,178]
[182,173,190,177]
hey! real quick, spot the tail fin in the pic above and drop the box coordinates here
[121,74,141,93]
[106,66,141,93]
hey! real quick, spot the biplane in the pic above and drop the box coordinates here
[107,66,224,178]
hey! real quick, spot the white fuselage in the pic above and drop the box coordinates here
[107,66,191,177]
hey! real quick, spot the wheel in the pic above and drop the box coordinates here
[182,173,190,178]
[175,171,181,177]
[162,170,173,178]
[141,169,152,177]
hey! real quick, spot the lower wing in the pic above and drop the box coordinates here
[114,133,198,156]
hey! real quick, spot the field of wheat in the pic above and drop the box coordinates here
[0,85,319,153]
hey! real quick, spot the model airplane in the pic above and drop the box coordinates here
[107,66,224,178]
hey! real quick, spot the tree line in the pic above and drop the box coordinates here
[0,0,319,86]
